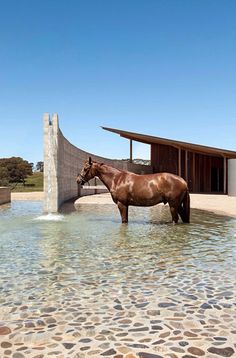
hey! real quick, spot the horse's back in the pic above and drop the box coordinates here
[116,171,187,206]
[125,171,188,193]
[157,172,187,186]
[149,172,188,199]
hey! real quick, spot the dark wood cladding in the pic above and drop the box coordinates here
[151,144,178,174]
[151,144,226,193]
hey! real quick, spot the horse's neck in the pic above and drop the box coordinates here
[96,164,121,191]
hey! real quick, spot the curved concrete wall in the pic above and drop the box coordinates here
[43,113,152,212]
[228,159,236,196]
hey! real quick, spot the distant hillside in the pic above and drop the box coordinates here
[133,159,151,165]
[122,159,151,165]
[12,172,43,192]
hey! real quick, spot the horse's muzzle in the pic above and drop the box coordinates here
[76,176,85,185]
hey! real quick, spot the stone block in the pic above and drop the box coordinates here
[0,187,11,205]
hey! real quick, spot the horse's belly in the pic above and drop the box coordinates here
[128,192,162,206]
[113,182,163,206]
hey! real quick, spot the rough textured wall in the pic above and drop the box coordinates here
[0,187,11,205]
[228,159,236,196]
[43,114,152,212]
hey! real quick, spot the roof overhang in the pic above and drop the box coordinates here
[102,126,236,159]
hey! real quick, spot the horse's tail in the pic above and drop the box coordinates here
[182,189,190,223]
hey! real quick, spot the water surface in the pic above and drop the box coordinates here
[0,201,235,357]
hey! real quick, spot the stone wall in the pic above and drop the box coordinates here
[43,114,152,212]
[0,187,11,205]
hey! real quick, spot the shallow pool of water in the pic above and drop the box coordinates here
[0,201,236,357]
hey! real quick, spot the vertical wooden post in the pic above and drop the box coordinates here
[95,176,97,195]
[129,139,133,163]
[178,148,181,176]
[193,152,195,192]
[185,150,188,182]
[223,157,227,194]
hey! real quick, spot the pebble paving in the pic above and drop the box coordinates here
[0,202,236,357]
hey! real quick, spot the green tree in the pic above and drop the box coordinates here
[0,157,33,187]
[36,161,44,172]
[0,166,10,186]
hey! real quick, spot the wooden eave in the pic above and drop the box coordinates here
[102,126,236,159]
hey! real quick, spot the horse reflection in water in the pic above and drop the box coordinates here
[77,157,190,224]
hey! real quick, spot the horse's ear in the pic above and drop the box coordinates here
[89,156,92,165]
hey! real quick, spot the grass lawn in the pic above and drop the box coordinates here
[11,172,43,192]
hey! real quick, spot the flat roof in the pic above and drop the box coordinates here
[102,126,236,158]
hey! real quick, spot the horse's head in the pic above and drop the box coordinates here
[76,157,96,185]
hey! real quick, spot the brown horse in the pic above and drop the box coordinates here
[77,157,190,224]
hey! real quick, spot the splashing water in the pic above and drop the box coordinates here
[34,213,64,221]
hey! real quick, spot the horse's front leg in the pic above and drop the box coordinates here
[117,201,129,223]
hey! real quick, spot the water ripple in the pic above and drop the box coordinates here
[0,201,236,305]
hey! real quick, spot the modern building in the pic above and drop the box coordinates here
[102,127,236,195]
[43,115,236,213]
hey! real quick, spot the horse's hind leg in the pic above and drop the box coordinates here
[117,202,129,223]
[169,204,179,224]
[178,204,186,222]
[178,191,190,223]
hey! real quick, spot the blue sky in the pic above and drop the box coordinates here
[0,0,236,164]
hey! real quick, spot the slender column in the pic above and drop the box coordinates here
[192,152,195,192]
[129,139,133,163]
[185,150,188,182]
[178,148,181,176]
[223,157,227,194]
